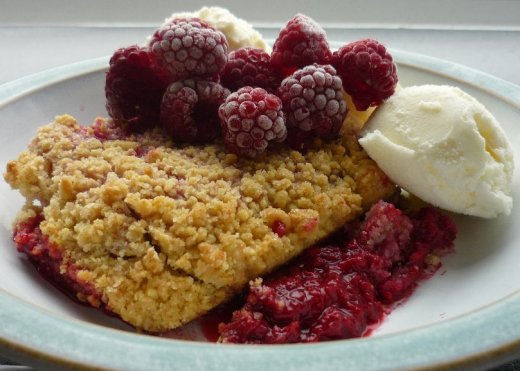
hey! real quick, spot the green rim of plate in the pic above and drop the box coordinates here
[1,50,520,371]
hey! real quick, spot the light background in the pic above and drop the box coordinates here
[0,0,519,86]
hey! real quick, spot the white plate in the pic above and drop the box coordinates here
[0,50,519,370]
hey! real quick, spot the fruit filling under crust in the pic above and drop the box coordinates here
[219,201,456,343]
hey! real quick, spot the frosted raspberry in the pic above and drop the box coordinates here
[105,45,168,131]
[219,87,287,157]
[277,64,347,151]
[161,79,230,143]
[220,48,282,93]
[333,38,398,111]
[148,18,228,81]
[271,14,332,76]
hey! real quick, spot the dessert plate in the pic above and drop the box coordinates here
[0,49,519,370]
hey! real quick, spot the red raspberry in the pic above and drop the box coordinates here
[271,14,332,76]
[272,220,287,237]
[161,79,230,143]
[105,45,168,131]
[333,38,398,111]
[219,87,287,157]
[220,48,282,93]
[148,18,228,81]
[276,64,347,151]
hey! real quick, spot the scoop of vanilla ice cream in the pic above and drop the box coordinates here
[359,85,514,218]
[163,7,269,52]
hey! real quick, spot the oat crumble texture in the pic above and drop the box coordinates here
[5,115,395,331]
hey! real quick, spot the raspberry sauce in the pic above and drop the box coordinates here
[218,201,456,343]
[13,215,104,309]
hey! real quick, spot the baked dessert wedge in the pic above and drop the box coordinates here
[5,114,395,332]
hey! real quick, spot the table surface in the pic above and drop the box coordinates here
[0,24,519,371]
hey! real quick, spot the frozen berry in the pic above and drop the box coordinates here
[333,38,398,111]
[220,47,282,93]
[105,45,168,131]
[161,79,230,143]
[271,14,332,76]
[148,18,228,81]
[277,64,347,151]
[219,87,287,157]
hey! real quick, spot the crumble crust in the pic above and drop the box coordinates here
[5,114,395,331]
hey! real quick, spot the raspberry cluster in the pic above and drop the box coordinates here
[105,18,229,143]
[104,13,399,157]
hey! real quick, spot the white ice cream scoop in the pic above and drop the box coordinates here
[359,85,514,218]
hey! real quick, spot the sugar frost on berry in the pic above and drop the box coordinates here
[219,87,287,157]
[220,47,282,93]
[149,18,229,81]
[161,78,230,143]
[271,14,332,75]
[333,38,398,110]
[277,64,347,150]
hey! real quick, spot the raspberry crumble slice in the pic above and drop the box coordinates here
[5,115,395,332]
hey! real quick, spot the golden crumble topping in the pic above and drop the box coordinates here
[5,115,395,331]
